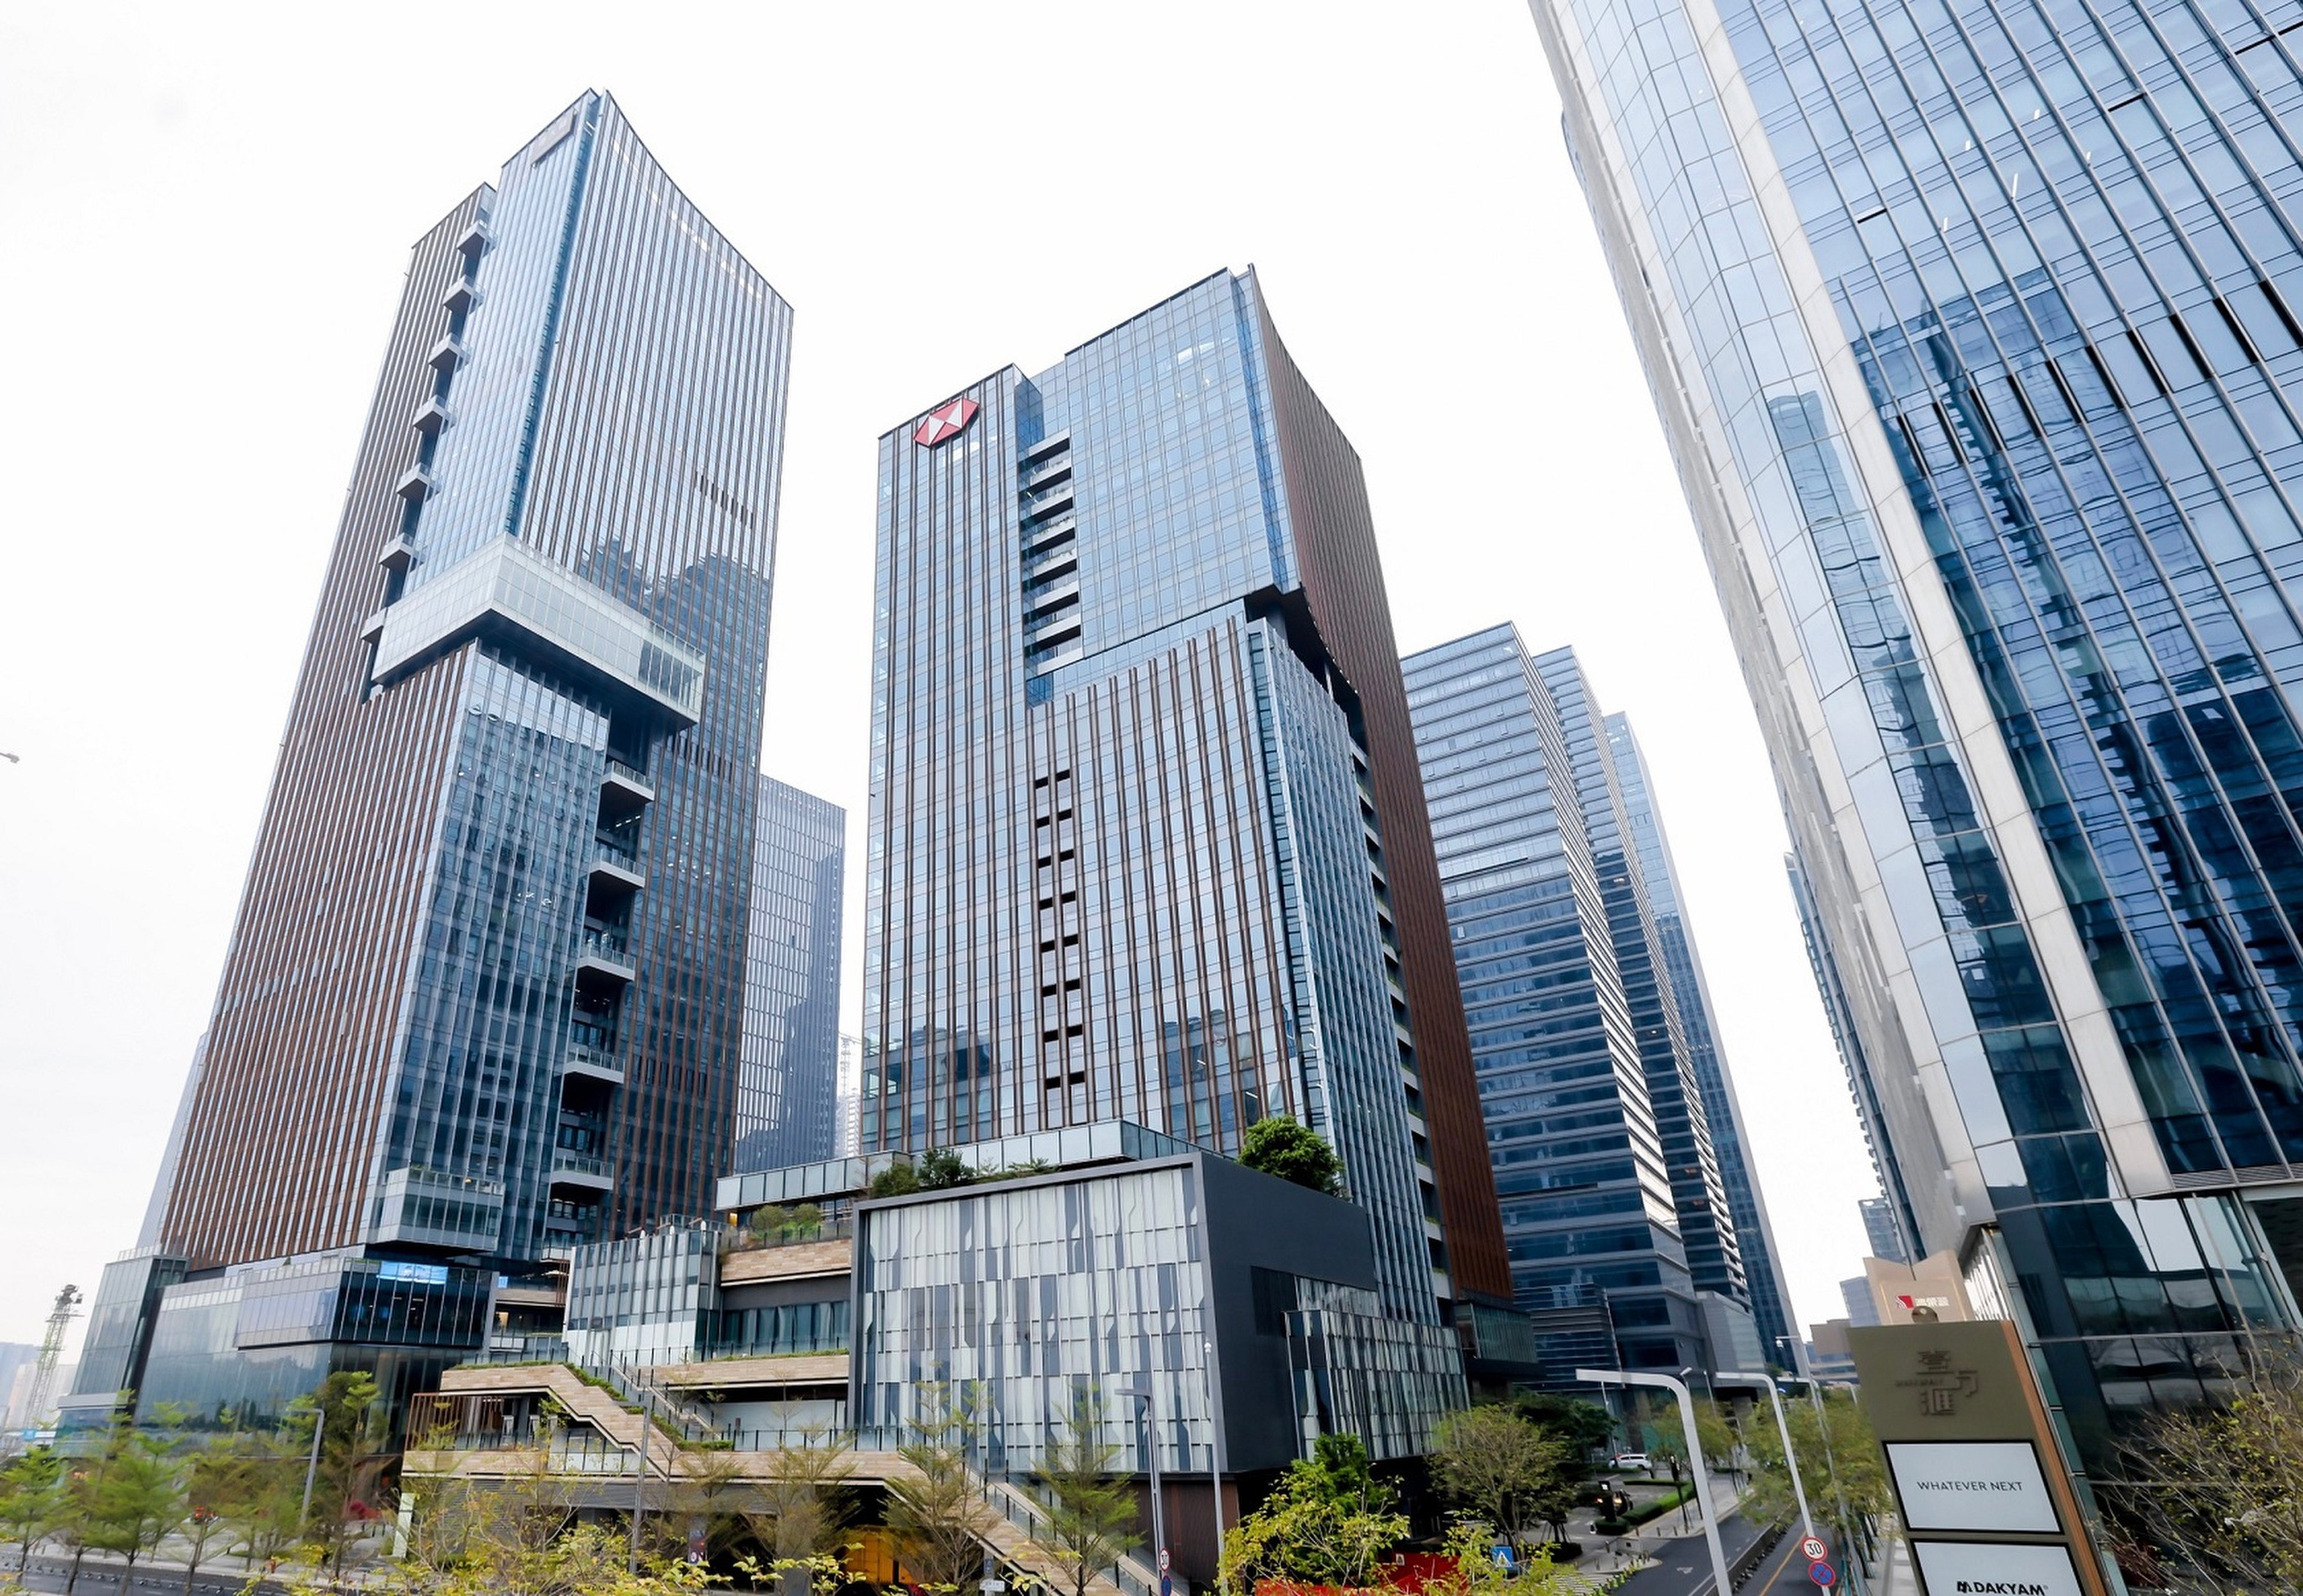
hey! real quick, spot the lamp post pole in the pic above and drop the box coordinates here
[1576,1368,1730,1596]
[630,1388,656,1575]
[1202,1340,1224,1593]
[1121,1383,1167,1591]
[1718,1370,1813,1540]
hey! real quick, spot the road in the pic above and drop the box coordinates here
[1612,1514,1806,1596]
[6,1551,290,1595]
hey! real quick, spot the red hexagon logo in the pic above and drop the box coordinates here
[914,396,979,448]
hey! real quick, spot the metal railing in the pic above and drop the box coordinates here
[976,1467,1159,1596]
[551,1148,610,1179]
[606,757,652,790]
[580,927,630,962]
[720,1215,855,1254]
[596,1355,722,1445]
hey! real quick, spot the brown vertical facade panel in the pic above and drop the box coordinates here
[163,193,486,1270]
[1250,287,1515,1303]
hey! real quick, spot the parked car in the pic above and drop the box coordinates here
[1610,1451,1651,1471]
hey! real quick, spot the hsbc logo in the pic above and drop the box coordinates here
[914,397,979,448]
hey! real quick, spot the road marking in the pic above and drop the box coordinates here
[1754,1536,1799,1596]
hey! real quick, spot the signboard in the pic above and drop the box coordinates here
[1911,1541,2086,1596]
[1808,1561,1836,1588]
[1799,1537,1829,1563]
[1886,1441,2058,1534]
[1847,1322,2110,1596]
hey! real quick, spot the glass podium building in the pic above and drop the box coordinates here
[65,91,791,1431]
[1525,0,2303,1506]
[862,269,1513,1333]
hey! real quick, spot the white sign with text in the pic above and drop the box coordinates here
[1887,1441,2059,1533]
[1912,1540,2085,1596]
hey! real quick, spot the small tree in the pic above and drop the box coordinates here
[1238,1117,1342,1195]
[219,1426,305,1573]
[287,1371,394,1574]
[1693,1400,1739,1489]
[749,1417,855,1582]
[1420,1518,1597,1596]
[1742,1388,1888,1553]
[175,1434,241,1596]
[1427,1405,1567,1547]
[868,1161,920,1198]
[1513,1394,1616,1477]
[0,1446,64,1572]
[917,1148,974,1191]
[884,1382,995,1590]
[1033,1384,1141,1596]
[1220,1435,1404,1590]
[93,1421,184,1574]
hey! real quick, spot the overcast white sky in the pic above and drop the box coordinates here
[0,1,1881,1359]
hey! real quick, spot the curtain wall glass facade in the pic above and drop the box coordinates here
[863,270,1512,1326]
[1526,0,2303,1488]
[736,774,847,1173]
[1606,714,1805,1364]
[1405,626,1712,1372]
[156,91,790,1281]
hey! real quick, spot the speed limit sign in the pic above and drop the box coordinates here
[1799,1537,1829,1563]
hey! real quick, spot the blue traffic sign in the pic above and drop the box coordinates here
[1808,1560,1838,1588]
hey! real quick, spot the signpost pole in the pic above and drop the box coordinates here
[1576,1368,1731,1596]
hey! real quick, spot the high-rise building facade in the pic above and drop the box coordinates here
[734,775,846,1173]
[1606,715,1804,1365]
[862,269,1511,1328]
[1534,650,1748,1318]
[1529,0,2303,1491]
[1859,1194,1912,1265]
[70,93,789,1428]
[1407,625,1752,1373]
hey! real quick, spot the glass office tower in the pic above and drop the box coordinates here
[734,774,846,1173]
[863,269,1513,1328]
[1408,625,1754,1373]
[1527,0,2303,1494]
[1607,714,1805,1365]
[68,93,790,1428]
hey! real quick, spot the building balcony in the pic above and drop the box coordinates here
[588,844,645,898]
[394,464,434,502]
[1025,576,1080,617]
[1021,483,1075,522]
[441,278,479,315]
[1023,513,1076,552]
[1022,429,1069,463]
[1021,456,1072,492]
[378,534,418,575]
[548,1149,613,1191]
[561,1042,625,1086]
[426,335,465,373]
[600,758,654,825]
[412,395,452,435]
[456,219,490,260]
[1024,611,1082,651]
[576,929,634,986]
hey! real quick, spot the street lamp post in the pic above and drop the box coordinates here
[1120,1383,1168,1592]
[1202,1340,1225,1593]
[1716,1370,1814,1540]
[1575,1368,1731,1596]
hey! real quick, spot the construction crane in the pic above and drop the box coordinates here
[21,1284,81,1435]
